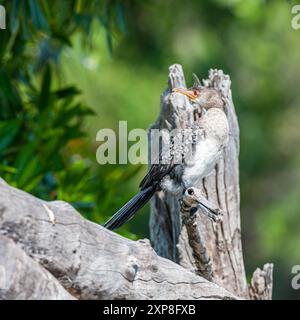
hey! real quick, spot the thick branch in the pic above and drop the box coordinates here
[180,188,217,280]
[0,235,75,300]
[0,179,237,300]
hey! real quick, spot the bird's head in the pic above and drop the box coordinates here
[173,73,224,110]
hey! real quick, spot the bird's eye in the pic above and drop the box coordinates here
[193,90,198,96]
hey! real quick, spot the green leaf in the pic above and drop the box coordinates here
[17,156,40,188]
[0,120,20,152]
[10,0,21,34]
[20,1,31,39]
[52,31,73,47]
[54,86,81,99]
[0,70,23,119]
[37,64,52,110]
[40,0,51,21]
[22,173,43,192]
[116,4,127,35]
[14,142,36,175]
[0,165,17,174]
[28,0,49,31]
[54,103,94,127]
[106,28,113,54]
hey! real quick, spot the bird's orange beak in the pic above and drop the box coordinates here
[173,88,198,100]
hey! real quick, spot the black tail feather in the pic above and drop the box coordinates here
[104,186,156,230]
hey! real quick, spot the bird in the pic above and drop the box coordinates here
[104,74,229,230]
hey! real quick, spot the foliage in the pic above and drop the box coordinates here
[0,0,138,239]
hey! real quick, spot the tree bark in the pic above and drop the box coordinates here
[149,64,273,299]
[0,235,75,300]
[249,263,273,300]
[0,178,237,300]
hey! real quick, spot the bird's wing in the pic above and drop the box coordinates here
[139,123,205,190]
[139,162,174,190]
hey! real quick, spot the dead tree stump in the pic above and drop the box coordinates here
[149,64,273,299]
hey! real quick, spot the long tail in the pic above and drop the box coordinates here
[104,186,156,230]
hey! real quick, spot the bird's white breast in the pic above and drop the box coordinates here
[182,108,229,188]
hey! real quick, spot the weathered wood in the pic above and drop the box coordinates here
[179,187,224,281]
[149,64,272,299]
[0,235,75,300]
[0,178,237,300]
[249,263,273,300]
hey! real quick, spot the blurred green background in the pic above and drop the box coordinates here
[1,0,300,299]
